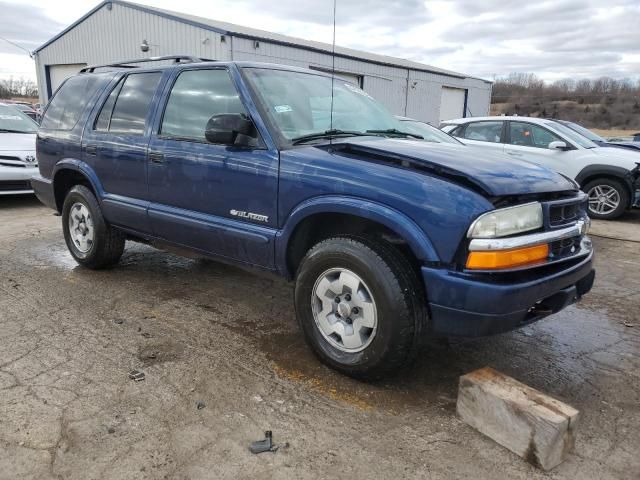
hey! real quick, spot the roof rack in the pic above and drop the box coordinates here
[80,55,207,73]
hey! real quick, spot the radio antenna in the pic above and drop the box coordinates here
[329,0,337,138]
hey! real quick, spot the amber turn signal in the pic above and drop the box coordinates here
[466,244,549,270]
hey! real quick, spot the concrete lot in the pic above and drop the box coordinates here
[0,196,638,479]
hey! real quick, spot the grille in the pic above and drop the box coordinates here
[549,203,580,226]
[0,180,31,191]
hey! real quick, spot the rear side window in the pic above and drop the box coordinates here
[94,78,123,131]
[95,72,162,135]
[40,75,102,130]
[460,121,503,143]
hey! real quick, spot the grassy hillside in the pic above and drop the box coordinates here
[490,73,640,130]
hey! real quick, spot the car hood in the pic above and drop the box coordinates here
[606,141,640,151]
[329,137,576,197]
[589,146,640,169]
[0,133,36,151]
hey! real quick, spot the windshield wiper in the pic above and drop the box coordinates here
[291,129,368,145]
[366,128,423,139]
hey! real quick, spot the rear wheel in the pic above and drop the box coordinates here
[294,236,426,380]
[584,178,629,220]
[62,185,125,269]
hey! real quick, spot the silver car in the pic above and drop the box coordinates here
[0,103,38,195]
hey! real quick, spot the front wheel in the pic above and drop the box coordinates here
[294,236,426,380]
[584,178,629,220]
[62,185,125,269]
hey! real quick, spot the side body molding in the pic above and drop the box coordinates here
[274,195,440,277]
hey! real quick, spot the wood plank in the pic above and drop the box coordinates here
[457,367,579,470]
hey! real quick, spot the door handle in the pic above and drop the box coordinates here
[506,151,522,156]
[149,152,165,164]
[85,145,98,156]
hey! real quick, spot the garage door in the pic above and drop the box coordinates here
[440,87,466,122]
[47,63,87,97]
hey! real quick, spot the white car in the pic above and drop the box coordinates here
[441,116,640,220]
[0,103,38,195]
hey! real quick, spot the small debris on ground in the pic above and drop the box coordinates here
[252,395,263,403]
[128,370,145,382]
[621,321,636,327]
[196,401,206,410]
[141,332,153,338]
[249,431,284,454]
[113,318,124,325]
[107,427,116,434]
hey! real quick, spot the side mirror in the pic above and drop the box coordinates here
[205,113,256,145]
[549,141,569,151]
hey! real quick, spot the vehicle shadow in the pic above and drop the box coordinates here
[0,194,42,210]
[109,244,599,416]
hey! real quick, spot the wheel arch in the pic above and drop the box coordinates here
[275,196,440,279]
[52,160,104,212]
[576,164,634,207]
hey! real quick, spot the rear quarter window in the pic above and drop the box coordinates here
[40,75,103,130]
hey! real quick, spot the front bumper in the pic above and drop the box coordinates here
[0,165,39,194]
[423,249,595,337]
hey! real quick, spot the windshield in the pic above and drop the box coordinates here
[243,68,401,141]
[399,119,462,144]
[560,121,605,142]
[0,105,38,133]
[546,121,597,149]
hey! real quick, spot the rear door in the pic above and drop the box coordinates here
[146,67,279,268]
[504,121,571,176]
[82,71,164,233]
[453,120,505,153]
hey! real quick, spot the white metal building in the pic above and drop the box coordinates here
[33,1,492,124]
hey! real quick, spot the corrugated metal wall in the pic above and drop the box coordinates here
[34,2,492,124]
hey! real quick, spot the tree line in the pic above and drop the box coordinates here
[491,73,640,130]
[0,77,38,100]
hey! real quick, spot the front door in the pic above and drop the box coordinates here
[146,67,279,268]
[82,71,164,233]
[504,121,571,177]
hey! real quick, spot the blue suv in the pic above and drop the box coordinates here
[32,56,595,378]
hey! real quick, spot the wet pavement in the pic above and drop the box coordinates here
[0,196,639,479]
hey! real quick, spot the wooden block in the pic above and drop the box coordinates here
[457,367,579,471]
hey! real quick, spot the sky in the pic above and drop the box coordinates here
[1,0,639,83]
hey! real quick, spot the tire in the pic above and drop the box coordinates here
[61,185,125,269]
[294,236,426,380]
[583,178,629,220]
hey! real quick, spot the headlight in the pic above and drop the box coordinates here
[467,202,543,239]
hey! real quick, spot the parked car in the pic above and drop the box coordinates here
[441,116,640,219]
[395,116,463,144]
[0,103,38,194]
[32,58,595,378]
[9,103,40,123]
[555,120,640,153]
